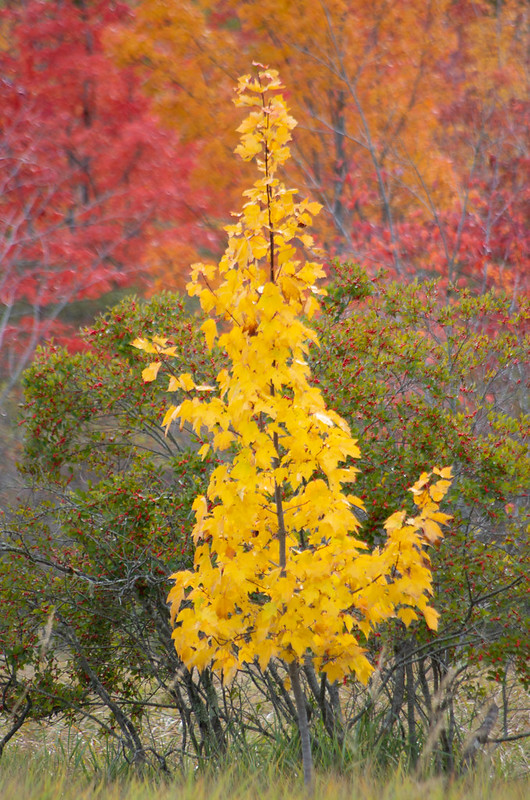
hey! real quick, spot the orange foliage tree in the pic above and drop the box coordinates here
[109,0,528,296]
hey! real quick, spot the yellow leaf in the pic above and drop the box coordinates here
[429,480,451,502]
[162,404,181,433]
[423,606,439,630]
[398,607,418,626]
[177,373,196,391]
[314,411,334,427]
[198,443,210,459]
[410,472,431,495]
[280,276,300,302]
[235,132,262,160]
[323,660,345,684]
[132,337,157,354]
[422,518,443,543]
[433,466,453,479]
[214,430,234,450]
[343,614,354,633]
[352,655,374,686]
[142,361,161,382]
[303,295,321,319]
[384,510,406,532]
[298,233,314,248]
[257,639,276,671]
[201,318,218,351]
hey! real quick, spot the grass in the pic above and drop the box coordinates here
[1,678,528,799]
[0,744,529,800]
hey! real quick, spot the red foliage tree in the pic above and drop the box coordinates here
[0,0,208,403]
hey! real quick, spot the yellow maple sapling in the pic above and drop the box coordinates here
[133,67,452,790]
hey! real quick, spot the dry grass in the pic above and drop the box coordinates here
[0,753,529,800]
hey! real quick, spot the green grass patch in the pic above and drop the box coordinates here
[0,748,528,800]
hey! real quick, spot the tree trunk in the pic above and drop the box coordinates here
[289,659,314,796]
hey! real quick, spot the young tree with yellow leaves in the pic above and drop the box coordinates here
[134,69,452,791]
